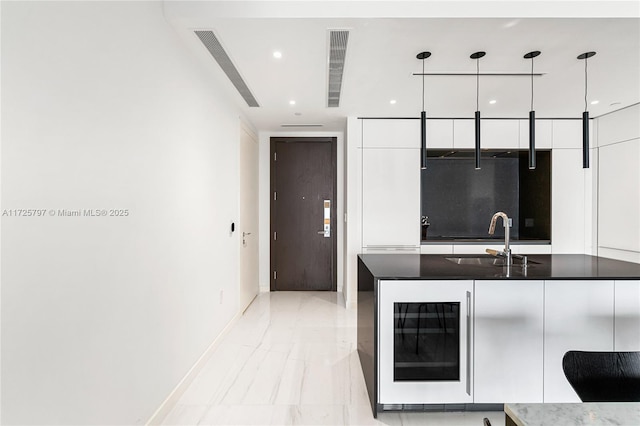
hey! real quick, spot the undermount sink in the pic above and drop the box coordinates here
[446,257,505,266]
[445,256,538,267]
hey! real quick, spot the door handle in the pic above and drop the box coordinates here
[466,290,471,396]
[320,200,330,237]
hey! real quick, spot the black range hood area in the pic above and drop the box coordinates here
[421,149,551,243]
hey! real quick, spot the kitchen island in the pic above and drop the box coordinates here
[357,254,640,417]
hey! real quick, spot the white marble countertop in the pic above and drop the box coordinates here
[505,402,640,426]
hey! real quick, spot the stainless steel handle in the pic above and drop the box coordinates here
[466,290,471,396]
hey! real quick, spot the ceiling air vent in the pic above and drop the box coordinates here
[327,30,349,108]
[195,30,259,107]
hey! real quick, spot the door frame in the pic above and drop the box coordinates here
[239,121,259,312]
[270,137,338,291]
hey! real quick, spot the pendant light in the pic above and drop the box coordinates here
[524,51,541,170]
[417,51,431,169]
[578,51,596,169]
[470,51,485,170]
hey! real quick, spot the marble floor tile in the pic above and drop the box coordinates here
[161,291,506,426]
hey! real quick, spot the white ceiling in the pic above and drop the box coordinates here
[164,1,640,132]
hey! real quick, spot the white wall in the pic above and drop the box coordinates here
[345,117,362,308]
[596,103,640,263]
[258,131,345,295]
[1,2,244,424]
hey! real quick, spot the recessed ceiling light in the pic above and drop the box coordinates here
[289,100,296,105]
[390,100,397,105]
[590,100,600,105]
[273,51,282,59]
[489,99,497,105]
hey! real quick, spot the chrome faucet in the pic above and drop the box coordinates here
[488,212,512,265]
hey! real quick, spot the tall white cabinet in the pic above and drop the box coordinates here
[362,148,420,248]
[361,119,420,250]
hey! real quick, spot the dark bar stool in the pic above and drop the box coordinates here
[562,350,640,402]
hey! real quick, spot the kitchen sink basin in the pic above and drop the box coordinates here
[445,256,538,266]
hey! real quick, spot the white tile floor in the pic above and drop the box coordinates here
[161,291,505,425]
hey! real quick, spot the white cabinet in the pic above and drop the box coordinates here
[362,148,420,248]
[474,280,544,403]
[453,119,519,149]
[551,149,589,253]
[553,120,592,149]
[519,119,552,149]
[453,120,474,148]
[362,118,453,149]
[362,119,419,148]
[598,140,640,254]
[543,280,614,402]
[426,119,454,149]
[614,280,640,351]
[482,120,520,149]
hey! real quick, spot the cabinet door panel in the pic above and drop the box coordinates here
[551,149,588,253]
[426,119,454,149]
[474,280,544,403]
[453,120,519,149]
[362,149,420,247]
[543,280,614,402]
[482,120,520,149]
[453,120,474,148]
[362,119,419,148]
[519,119,552,149]
[553,120,592,149]
[615,280,640,351]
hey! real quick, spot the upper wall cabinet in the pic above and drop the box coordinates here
[454,119,520,149]
[519,120,552,149]
[362,119,420,148]
[552,120,592,149]
[426,119,454,149]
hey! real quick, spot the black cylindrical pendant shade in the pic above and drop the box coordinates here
[421,111,427,169]
[583,111,590,168]
[529,110,536,169]
[475,111,481,169]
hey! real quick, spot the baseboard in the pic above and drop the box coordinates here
[145,311,242,425]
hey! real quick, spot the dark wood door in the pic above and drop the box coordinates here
[271,137,336,291]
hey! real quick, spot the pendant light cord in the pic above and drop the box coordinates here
[476,57,479,111]
[584,56,588,112]
[530,57,534,111]
[422,58,425,111]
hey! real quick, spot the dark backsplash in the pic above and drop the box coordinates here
[421,150,551,242]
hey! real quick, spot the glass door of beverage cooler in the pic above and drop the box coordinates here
[378,280,473,405]
[393,302,461,381]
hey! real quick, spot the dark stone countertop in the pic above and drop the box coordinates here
[358,254,640,280]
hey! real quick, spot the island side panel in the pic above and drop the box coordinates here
[357,256,377,416]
